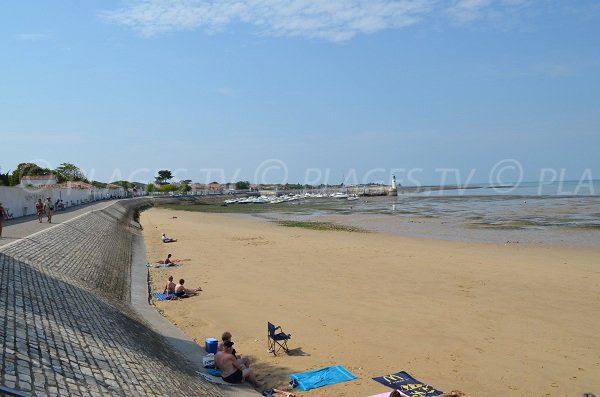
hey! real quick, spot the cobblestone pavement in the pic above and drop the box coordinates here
[0,199,227,396]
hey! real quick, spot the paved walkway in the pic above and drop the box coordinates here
[0,199,258,397]
[0,200,118,248]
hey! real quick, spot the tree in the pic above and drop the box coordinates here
[9,162,52,186]
[179,179,192,193]
[0,167,8,186]
[146,183,156,193]
[111,180,133,189]
[158,183,177,193]
[155,170,173,185]
[235,180,250,190]
[55,163,87,182]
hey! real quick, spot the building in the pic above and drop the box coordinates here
[190,183,209,195]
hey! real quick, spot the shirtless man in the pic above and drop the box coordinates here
[218,331,250,369]
[215,341,265,387]
[35,198,44,223]
[164,254,178,266]
[174,279,201,298]
[163,276,176,294]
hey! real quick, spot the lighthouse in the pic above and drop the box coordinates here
[388,175,398,196]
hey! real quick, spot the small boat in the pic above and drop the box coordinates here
[330,192,349,199]
[347,194,359,201]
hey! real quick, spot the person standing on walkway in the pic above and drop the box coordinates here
[35,198,44,223]
[0,202,5,238]
[43,197,53,223]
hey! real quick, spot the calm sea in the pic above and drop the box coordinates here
[256,180,600,247]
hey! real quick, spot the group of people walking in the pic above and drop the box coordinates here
[35,197,54,223]
[0,197,53,239]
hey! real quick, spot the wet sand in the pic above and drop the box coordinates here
[141,207,600,397]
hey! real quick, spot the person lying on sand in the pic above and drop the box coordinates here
[389,390,461,397]
[161,233,177,243]
[174,279,201,297]
[262,389,296,397]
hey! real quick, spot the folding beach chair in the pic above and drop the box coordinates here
[267,321,291,355]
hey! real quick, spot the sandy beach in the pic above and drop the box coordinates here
[141,207,600,397]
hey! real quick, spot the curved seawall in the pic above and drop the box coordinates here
[0,199,227,396]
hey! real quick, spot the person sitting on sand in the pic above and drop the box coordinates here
[174,278,201,297]
[389,390,460,397]
[218,331,250,369]
[215,341,265,387]
[161,233,177,243]
[163,275,176,294]
[164,254,179,266]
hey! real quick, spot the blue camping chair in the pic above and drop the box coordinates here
[268,321,291,356]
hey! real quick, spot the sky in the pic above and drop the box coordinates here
[1,0,599,186]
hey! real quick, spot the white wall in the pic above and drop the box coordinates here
[0,186,126,218]
[19,177,58,187]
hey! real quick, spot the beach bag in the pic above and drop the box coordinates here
[203,353,215,368]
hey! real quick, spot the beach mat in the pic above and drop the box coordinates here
[146,262,183,268]
[288,365,356,391]
[151,293,177,301]
[372,371,442,396]
[156,263,182,268]
[196,371,238,386]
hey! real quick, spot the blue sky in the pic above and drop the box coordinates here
[1,0,599,186]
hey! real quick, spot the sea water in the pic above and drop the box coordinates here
[257,180,600,247]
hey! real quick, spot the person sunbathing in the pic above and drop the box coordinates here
[174,279,201,297]
[163,254,180,265]
[389,390,460,397]
[262,389,296,397]
[163,276,176,294]
[161,233,177,243]
[215,341,265,387]
[157,254,182,265]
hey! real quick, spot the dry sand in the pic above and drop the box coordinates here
[141,207,600,397]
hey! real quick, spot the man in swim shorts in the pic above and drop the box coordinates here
[215,341,265,387]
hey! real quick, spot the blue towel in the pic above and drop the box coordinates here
[206,368,221,377]
[158,263,182,268]
[152,293,176,301]
[145,263,182,268]
[372,371,442,396]
[288,365,356,391]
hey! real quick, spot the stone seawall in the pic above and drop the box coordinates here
[0,199,226,396]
